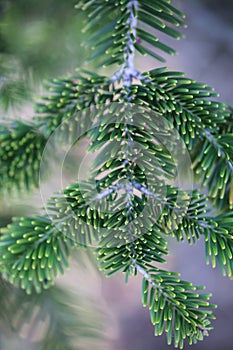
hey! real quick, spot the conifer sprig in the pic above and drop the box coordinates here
[138,265,215,349]
[0,1,232,348]
[0,121,47,191]
[77,0,186,66]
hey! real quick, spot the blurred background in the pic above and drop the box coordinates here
[0,0,233,349]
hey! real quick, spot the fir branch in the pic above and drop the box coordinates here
[192,132,233,208]
[0,121,47,192]
[35,73,110,139]
[135,68,227,147]
[98,222,168,275]
[204,213,233,277]
[76,0,186,66]
[0,74,115,193]
[0,216,71,293]
[137,265,215,349]
[130,69,232,205]
[122,0,139,90]
[219,106,233,134]
[0,1,232,348]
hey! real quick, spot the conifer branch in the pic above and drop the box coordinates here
[77,0,186,66]
[0,121,47,192]
[136,264,215,349]
[0,1,232,348]
[192,131,233,209]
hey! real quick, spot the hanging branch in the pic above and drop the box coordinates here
[0,1,232,348]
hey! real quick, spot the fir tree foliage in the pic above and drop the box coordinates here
[0,121,47,191]
[0,0,233,348]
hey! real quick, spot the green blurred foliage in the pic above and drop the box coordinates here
[0,0,86,110]
[0,275,105,350]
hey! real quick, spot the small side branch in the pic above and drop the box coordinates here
[122,0,138,89]
[134,261,157,287]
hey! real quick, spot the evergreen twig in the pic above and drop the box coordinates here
[0,1,232,348]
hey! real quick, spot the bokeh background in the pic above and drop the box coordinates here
[0,0,233,349]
